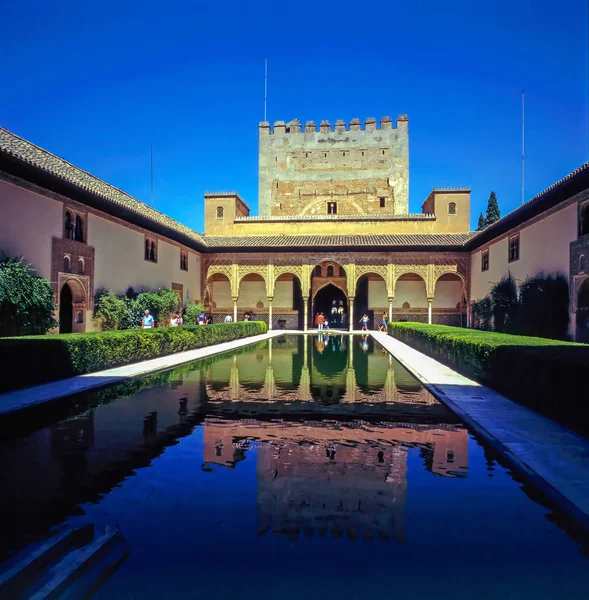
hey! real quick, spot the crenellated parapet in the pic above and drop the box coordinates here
[259,115,408,135]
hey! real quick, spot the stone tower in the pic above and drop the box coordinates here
[258,115,409,217]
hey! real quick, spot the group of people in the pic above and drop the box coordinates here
[313,310,388,332]
[140,309,213,329]
[314,312,330,330]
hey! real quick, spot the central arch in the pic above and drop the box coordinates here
[313,283,348,328]
[59,283,73,333]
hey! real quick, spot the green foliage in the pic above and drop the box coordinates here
[471,296,492,330]
[135,289,179,327]
[184,302,205,325]
[0,321,267,393]
[0,255,56,336]
[518,273,569,340]
[489,274,518,333]
[388,322,589,434]
[485,191,501,225]
[93,289,128,331]
[476,212,486,231]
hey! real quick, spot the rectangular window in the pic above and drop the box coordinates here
[180,250,188,271]
[380,197,386,208]
[327,202,337,215]
[508,234,520,262]
[481,249,489,272]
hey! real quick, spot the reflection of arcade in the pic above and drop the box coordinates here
[204,335,444,414]
[202,420,468,542]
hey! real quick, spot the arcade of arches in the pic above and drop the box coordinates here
[203,254,468,330]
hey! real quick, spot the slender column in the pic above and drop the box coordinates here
[427,299,433,324]
[388,298,393,323]
[267,297,273,330]
[303,296,309,332]
[233,297,238,322]
[349,296,355,332]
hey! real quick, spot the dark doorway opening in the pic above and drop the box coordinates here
[313,284,347,328]
[354,275,373,329]
[576,279,589,343]
[292,276,304,330]
[59,283,73,334]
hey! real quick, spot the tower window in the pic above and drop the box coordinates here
[481,249,489,272]
[180,250,188,271]
[145,237,158,263]
[380,197,386,208]
[448,202,457,215]
[382,150,385,155]
[216,206,224,219]
[508,234,520,262]
[327,202,337,215]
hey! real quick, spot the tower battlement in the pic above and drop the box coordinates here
[258,114,409,217]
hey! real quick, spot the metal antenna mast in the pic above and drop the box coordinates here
[521,89,525,205]
[150,142,154,207]
[264,58,268,122]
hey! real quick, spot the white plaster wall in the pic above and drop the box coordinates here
[88,214,201,306]
[470,204,577,301]
[368,278,388,307]
[274,279,293,308]
[433,280,462,308]
[212,279,232,308]
[393,280,427,308]
[237,280,267,309]
[0,179,62,279]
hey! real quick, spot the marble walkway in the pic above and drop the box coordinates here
[0,330,291,417]
[371,331,589,529]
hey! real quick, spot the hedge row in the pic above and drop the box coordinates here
[388,323,589,435]
[0,321,267,393]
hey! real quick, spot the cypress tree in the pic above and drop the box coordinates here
[476,212,486,231]
[485,191,501,225]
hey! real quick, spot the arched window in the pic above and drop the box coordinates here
[75,311,84,324]
[314,265,322,276]
[339,266,346,277]
[145,239,150,260]
[74,215,85,242]
[326,265,334,277]
[448,202,457,215]
[78,258,85,275]
[216,206,224,219]
[580,254,586,273]
[63,255,71,272]
[65,211,74,239]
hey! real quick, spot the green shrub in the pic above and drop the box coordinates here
[0,256,56,336]
[184,302,205,325]
[490,274,518,333]
[0,321,267,393]
[388,322,589,434]
[93,289,128,331]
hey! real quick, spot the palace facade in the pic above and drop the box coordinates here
[1,116,588,339]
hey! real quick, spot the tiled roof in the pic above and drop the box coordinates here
[203,233,475,248]
[0,127,206,246]
[235,213,435,222]
[466,161,589,249]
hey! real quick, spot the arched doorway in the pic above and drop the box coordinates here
[576,278,589,342]
[354,273,387,330]
[434,273,467,327]
[313,283,347,328]
[59,283,73,333]
[275,273,304,330]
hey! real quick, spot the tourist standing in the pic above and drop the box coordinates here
[198,311,206,325]
[318,312,325,330]
[225,314,233,323]
[176,311,183,326]
[142,309,154,329]
[359,314,369,332]
[243,312,249,321]
[379,311,388,332]
[170,313,178,327]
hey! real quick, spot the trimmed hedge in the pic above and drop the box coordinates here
[388,323,589,435]
[0,321,267,393]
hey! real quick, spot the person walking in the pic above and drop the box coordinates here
[142,309,154,329]
[379,311,388,332]
[359,313,369,332]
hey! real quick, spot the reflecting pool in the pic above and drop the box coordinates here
[0,334,587,599]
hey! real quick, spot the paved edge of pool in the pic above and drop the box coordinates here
[371,331,589,534]
[0,330,293,417]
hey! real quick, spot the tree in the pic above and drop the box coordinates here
[485,191,501,226]
[476,212,486,231]
[0,255,56,336]
[93,289,128,331]
[490,274,518,333]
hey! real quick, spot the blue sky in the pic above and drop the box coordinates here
[1,0,587,232]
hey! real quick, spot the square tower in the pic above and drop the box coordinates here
[258,115,409,217]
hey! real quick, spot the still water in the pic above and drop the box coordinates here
[0,334,587,599]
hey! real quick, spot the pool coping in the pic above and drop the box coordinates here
[0,330,293,417]
[371,331,589,535]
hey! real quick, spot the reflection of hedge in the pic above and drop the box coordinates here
[0,322,267,393]
[388,322,589,434]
